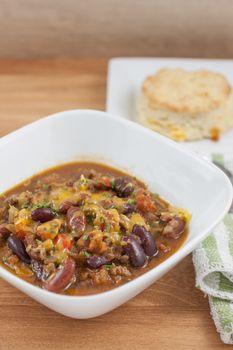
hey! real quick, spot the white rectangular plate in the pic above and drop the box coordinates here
[106,57,233,156]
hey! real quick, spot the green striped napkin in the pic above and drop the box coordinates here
[193,154,233,344]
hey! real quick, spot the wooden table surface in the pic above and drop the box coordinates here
[0,59,228,350]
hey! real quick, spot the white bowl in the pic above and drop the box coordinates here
[0,109,232,318]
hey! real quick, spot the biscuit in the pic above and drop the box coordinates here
[138,68,233,141]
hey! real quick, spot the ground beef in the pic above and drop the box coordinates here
[91,268,112,285]
[109,265,131,277]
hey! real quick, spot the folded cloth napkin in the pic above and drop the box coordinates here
[193,154,233,345]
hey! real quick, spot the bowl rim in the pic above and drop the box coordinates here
[0,108,232,301]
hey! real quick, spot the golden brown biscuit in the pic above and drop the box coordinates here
[138,68,233,141]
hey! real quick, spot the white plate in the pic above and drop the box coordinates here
[106,57,233,156]
[0,109,232,318]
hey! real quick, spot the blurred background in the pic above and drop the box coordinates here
[1,2,233,349]
[1,0,233,59]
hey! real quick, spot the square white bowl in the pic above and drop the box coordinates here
[0,109,232,318]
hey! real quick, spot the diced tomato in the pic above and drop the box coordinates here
[55,234,73,251]
[135,191,156,213]
[95,176,112,190]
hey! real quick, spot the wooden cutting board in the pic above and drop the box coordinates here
[0,59,227,350]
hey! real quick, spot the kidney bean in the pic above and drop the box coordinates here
[31,207,55,223]
[114,177,134,198]
[123,234,146,267]
[59,200,74,214]
[122,203,137,215]
[163,217,185,239]
[86,255,109,269]
[7,235,31,264]
[132,224,157,257]
[67,206,80,219]
[44,257,76,293]
[0,224,11,239]
[67,206,86,233]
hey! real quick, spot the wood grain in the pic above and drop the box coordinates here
[0,59,228,350]
[0,0,233,58]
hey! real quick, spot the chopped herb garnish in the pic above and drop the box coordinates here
[110,179,115,190]
[105,223,111,232]
[99,216,105,224]
[80,174,87,184]
[104,264,113,271]
[23,203,30,209]
[127,199,136,205]
[52,208,60,216]
[83,251,90,258]
[2,256,8,263]
[42,184,49,191]
[31,202,59,216]
[32,202,51,210]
